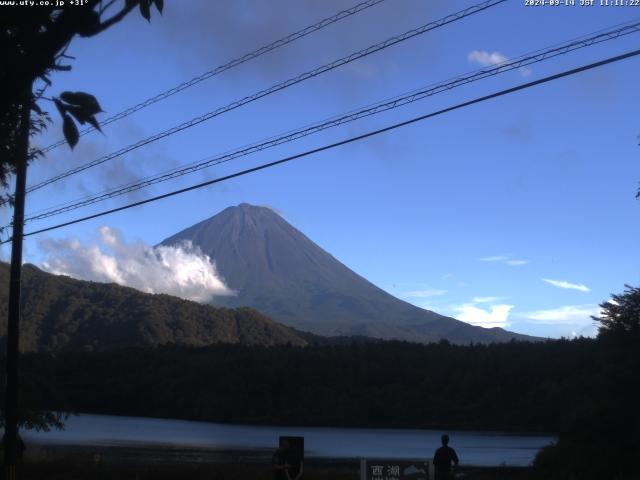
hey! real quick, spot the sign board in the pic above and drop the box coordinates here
[279,436,304,479]
[279,436,304,460]
[360,459,433,480]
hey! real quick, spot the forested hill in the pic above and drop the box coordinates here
[0,263,307,352]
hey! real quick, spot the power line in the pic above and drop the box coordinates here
[20,19,640,224]
[22,0,505,197]
[5,47,638,244]
[40,0,388,153]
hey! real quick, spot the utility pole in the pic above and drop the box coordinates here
[4,84,31,480]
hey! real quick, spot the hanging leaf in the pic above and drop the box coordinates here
[125,0,138,8]
[66,105,90,125]
[76,10,101,37]
[140,0,151,21]
[53,98,66,117]
[59,91,103,115]
[154,0,164,14]
[86,115,102,133]
[62,114,79,149]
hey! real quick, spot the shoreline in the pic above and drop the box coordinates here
[24,438,543,466]
[22,412,555,466]
[19,443,536,480]
[49,410,558,435]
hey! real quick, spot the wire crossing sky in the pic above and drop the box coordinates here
[4,0,639,339]
[17,19,640,226]
[24,0,505,196]
[39,0,389,153]
[6,46,638,241]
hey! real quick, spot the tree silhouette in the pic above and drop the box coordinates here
[0,0,163,199]
[594,285,640,341]
[1,1,164,471]
[534,285,640,479]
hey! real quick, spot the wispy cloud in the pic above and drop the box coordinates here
[473,296,505,304]
[404,289,447,298]
[479,255,528,267]
[468,50,532,77]
[455,303,513,329]
[480,255,509,262]
[468,50,508,67]
[506,259,528,266]
[542,278,590,292]
[519,66,532,77]
[525,304,600,325]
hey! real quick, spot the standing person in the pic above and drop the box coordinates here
[433,434,459,479]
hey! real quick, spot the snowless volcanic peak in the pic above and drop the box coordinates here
[160,204,536,344]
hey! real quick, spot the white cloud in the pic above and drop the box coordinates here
[526,304,600,325]
[468,50,508,67]
[519,66,533,77]
[479,255,509,262]
[479,255,529,266]
[542,278,590,292]
[468,50,532,77]
[404,289,447,298]
[568,324,598,338]
[506,259,528,266]
[38,226,233,303]
[455,303,513,329]
[473,296,505,303]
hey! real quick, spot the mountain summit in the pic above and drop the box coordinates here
[160,204,532,343]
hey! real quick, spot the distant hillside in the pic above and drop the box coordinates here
[0,263,307,352]
[161,203,537,344]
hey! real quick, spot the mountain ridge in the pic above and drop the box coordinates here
[0,262,308,352]
[161,203,536,343]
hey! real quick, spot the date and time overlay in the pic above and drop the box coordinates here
[1,0,640,9]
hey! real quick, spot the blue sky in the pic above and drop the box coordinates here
[3,0,639,338]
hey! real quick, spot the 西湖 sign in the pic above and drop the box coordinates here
[360,459,433,480]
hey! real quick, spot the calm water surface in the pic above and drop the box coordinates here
[24,414,555,466]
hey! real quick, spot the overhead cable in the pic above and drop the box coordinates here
[40,0,389,153]
[22,19,640,223]
[23,0,506,197]
[5,47,638,243]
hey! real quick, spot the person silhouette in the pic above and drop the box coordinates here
[433,434,459,479]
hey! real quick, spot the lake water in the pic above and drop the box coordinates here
[23,413,555,467]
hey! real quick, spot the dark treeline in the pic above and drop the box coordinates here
[7,285,639,478]
[533,287,640,480]
[20,338,599,432]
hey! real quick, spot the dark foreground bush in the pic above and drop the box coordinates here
[534,439,638,480]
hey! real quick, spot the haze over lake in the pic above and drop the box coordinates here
[24,414,555,467]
